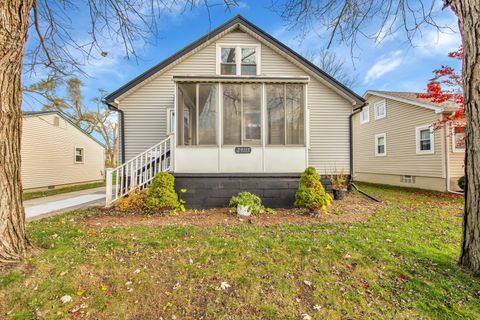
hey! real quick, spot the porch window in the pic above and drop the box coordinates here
[223,83,262,145]
[266,84,304,145]
[177,83,217,146]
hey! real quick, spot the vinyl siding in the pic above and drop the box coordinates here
[448,124,465,179]
[21,114,105,190]
[118,29,353,173]
[353,95,444,178]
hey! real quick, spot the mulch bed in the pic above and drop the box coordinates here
[83,193,383,228]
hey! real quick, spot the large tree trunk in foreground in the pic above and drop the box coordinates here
[452,1,480,274]
[0,1,33,263]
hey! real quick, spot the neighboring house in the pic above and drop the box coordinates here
[22,111,106,191]
[353,90,465,192]
[104,15,365,207]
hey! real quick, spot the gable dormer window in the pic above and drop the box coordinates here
[217,44,260,75]
[241,48,256,75]
[220,47,236,75]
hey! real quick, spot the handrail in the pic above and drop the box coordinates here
[105,135,174,205]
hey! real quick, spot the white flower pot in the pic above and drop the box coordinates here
[237,205,251,216]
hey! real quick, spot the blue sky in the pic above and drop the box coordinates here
[22,0,461,111]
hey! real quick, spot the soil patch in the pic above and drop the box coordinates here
[83,194,383,228]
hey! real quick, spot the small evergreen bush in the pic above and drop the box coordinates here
[294,167,332,212]
[229,192,264,215]
[146,172,182,211]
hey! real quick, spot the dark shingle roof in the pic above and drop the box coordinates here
[105,15,365,106]
[367,90,459,112]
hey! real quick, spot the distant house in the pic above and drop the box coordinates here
[22,111,106,191]
[353,91,465,192]
[104,15,365,207]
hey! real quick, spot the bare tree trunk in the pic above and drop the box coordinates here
[0,1,33,263]
[451,0,480,274]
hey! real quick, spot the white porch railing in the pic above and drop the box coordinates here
[105,135,174,205]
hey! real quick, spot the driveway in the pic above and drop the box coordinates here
[24,187,105,221]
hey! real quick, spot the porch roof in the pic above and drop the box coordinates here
[172,75,310,84]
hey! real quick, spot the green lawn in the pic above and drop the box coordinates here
[22,181,105,201]
[2,183,478,319]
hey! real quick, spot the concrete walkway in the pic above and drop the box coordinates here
[24,187,106,221]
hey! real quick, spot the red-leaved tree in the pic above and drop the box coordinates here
[417,46,465,131]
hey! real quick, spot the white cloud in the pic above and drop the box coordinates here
[415,28,460,54]
[364,50,404,84]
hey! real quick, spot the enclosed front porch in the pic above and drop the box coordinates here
[172,77,309,173]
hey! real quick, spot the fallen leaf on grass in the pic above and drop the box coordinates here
[302,314,312,320]
[60,295,72,304]
[220,281,231,290]
[303,280,313,287]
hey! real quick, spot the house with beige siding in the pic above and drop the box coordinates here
[22,111,106,191]
[353,90,465,192]
[104,15,365,207]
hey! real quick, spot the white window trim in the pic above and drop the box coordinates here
[374,133,387,157]
[74,147,85,164]
[167,109,175,134]
[374,99,386,120]
[216,43,261,76]
[416,125,435,155]
[360,106,370,124]
[452,126,466,153]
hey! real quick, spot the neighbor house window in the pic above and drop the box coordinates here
[223,83,262,145]
[375,133,386,156]
[360,106,369,124]
[53,116,60,126]
[177,83,218,146]
[75,147,84,163]
[266,84,304,145]
[416,125,434,154]
[218,45,260,75]
[374,100,386,120]
[452,126,466,152]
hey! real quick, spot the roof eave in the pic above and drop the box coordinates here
[106,15,364,106]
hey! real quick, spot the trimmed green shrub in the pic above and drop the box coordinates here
[294,167,332,212]
[229,192,263,215]
[458,176,466,191]
[146,172,182,211]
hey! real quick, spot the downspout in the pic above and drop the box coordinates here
[349,106,363,178]
[349,104,382,202]
[104,100,125,165]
